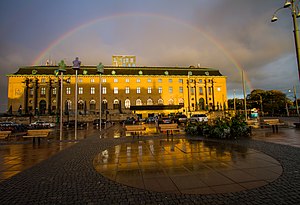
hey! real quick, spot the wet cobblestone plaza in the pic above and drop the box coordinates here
[0,124,300,204]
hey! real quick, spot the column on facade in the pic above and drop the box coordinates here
[34,78,39,115]
[204,79,208,110]
[211,78,215,111]
[24,78,30,114]
[48,78,53,114]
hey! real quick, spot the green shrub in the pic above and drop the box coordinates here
[186,115,250,139]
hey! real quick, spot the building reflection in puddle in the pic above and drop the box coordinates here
[93,138,282,194]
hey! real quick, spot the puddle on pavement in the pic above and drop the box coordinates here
[93,138,282,194]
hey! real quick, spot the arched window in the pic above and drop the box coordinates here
[102,99,108,110]
[78,100,84,110]
[158,99,164,105]
[90,99,96,111]
[168,99,174,105]
[125,99,130,108]
[179,98,184,106]
[147,98,153,105]
[136,99,142,105]
[113,99,119,109]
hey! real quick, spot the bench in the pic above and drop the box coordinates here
[0,131,12,140]
[159,123,180,136]
[261,119,285,133]
[294,122,300,128]
[23,129,52,144]
[125,125,146,138]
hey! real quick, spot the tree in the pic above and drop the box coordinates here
[247,89,291,116]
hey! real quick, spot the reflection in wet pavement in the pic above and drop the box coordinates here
[93,138,282,194]
[0,142,73,182]
[0,125,104,182]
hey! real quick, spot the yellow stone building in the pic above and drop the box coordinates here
[7,64,227,119]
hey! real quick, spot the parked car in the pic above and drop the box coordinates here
[93,119,111,127]
[29,121,56,129]
[145,117,156,123]
[122,117,137,125]
[63,120,87,128]
[190,114,208,122]
[0,121,27,132]
[174,114,188,124]
[158,117,173,124]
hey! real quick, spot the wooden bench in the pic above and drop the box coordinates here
[294,122,300,128]
[23,129,52,144]
[159,123,180,136]
[125,125,146,138]
[261,119,285,133]
[0,131,12,140]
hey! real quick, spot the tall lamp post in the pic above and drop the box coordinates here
[58,60,66,141]
[72,57,81,141]
[272,0,300,82]
[97,63,104,131]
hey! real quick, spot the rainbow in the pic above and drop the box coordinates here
[32,12,252,91]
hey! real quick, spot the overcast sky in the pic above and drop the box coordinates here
[0,0,300,112]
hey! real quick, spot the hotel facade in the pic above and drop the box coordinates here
[7,57,227,119]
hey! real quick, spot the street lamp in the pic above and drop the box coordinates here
[97,62,104,131]
[272,0,300,82]
[72,57,81,141]
[58,60,66,141]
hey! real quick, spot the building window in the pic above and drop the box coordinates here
[113,99,119,109]
[114,87,118,94]
[148,87,152,94]
[90,78,95,83]
[30,88,34,96]
[179,98,184,105]
[136,99,142,105]
[158,79,162,83]
[199,87,203,95]
[168,99,174,105]
[53,88,57,95]
[125,87,130,94]
[102,87,107,94]
[91,87,95,94]
[78,100,84,110]
[137,78,140,83]
[66,87,71,95]
[147,79,152,83]
[179,86,183,93]
[41,87,46,95]
[158,87,162,94]
[102,78,106,83]
[199,79,203,83]
[125,78,130,83]
[137,87,141,94]
[90,100,96,111]
[169,87,173,93]
[208,87,212,95]
[114,78,118,83]
[191,87,195,95]
[102,99,108,110]
[179,79,183,83]
[158,99,163,105]
[147,99,153,105]
[125,99,130,108]
[41,78,46,83]
[168,79,173,83]
[79,87,83,94]
[79,78,83,83]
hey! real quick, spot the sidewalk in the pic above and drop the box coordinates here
[0,125,299,204]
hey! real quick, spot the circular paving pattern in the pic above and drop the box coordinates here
[93,138,282,194]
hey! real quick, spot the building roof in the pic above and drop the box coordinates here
[10,65,225,77]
